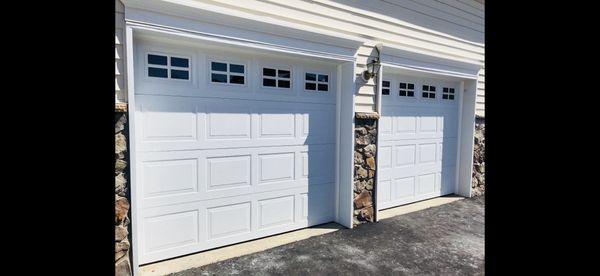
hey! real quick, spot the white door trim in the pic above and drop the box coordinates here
[381,62,478,80]
[127,21,356,62]
[125,22,358,274]
[125,24,140,276]
[376,64,478,214]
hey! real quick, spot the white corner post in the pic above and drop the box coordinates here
[335,61,356,228]
[124,23,141,276]
[456,79,477,197]
[374,63,382,222]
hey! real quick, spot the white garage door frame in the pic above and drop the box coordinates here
[124,14,360,274]
[375,54,480,218]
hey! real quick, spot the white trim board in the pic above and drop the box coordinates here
[381,62,479,81]
[126,23,359,274]
[124,8,362,62]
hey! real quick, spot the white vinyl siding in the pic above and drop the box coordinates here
[120,0,484,113]
[199,0,483,113]
[476,68,484,117]
[355,44,378,113]
[115,0,126,102]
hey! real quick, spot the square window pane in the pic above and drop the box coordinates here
[400,83,407,89]
[408,83,414,90]
[278,80,291,88]
[211,73,227,83]
[305,73,316,81]
[382,81,390,87]
[229,64,245,73]
[318,84,328,91]
[278,70,291,79]
[430,86,436,91]
[171,69,189,80]
[422,92,428,98]
[263,78,276,87]
[382,89,390,95]
[230,75,245,84]
[399,90,406,96]
[171,57,189,68]
[449,95,455,100]
[422,85,429,91]
[211,62,227,72]
[450,88,455,93]
[408,91,414,97]
[148,54,167,65]
[305,82,316,90]
[429,93,436,98]
[443,94,448,99]
[318,74,328,82]
[443,87,448,93]
[263,68,276,77]
[148,67,168,78]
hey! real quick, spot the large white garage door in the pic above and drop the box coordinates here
[377,73,460,210]
[133,39,337,264]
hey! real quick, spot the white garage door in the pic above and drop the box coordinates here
[133,39,337,264]
[377,73,460,210]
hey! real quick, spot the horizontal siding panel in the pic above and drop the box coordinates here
[115,45,123,60]
[355,103,376,113]
[356,46,376,56]
[115,59,123,76]
[115,28,123,45]
[355,94,376,105]
[313,0,483,45]
[116,76,125,92]
[116,3,126,103]
[362,41,380,47]
[354,0,483,32]
[357,85,376,96]
[436,0,484,18]
[475,67,484,116]
[356,54,376,65]
[457,0,484,11]
[354,76,377,86]
[403,0,484,24]
[212,0,484,59]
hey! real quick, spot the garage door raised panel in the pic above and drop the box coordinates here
[377,73,460,210]
[134,40,338,264]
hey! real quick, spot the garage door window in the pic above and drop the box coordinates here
[210,61,245,85]
[442,87,455,100]
[382,81,390,95]
[262,67,291,88]
[422,85,436,99]
[147,53,190,80]
[399,82,415,97]
[305,73,328,92]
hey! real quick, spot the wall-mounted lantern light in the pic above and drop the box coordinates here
[361,43,383,82]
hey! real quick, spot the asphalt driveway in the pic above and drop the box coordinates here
[174,196,485,276]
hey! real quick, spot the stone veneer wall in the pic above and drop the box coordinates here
[472,116,485,196]
[115,104,132,276]
[353,113,378,226]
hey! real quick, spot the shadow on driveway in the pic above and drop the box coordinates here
[174,196,485,276]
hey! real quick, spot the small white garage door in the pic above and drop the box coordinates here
[377,73,460,210]
[133,39,337,264]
